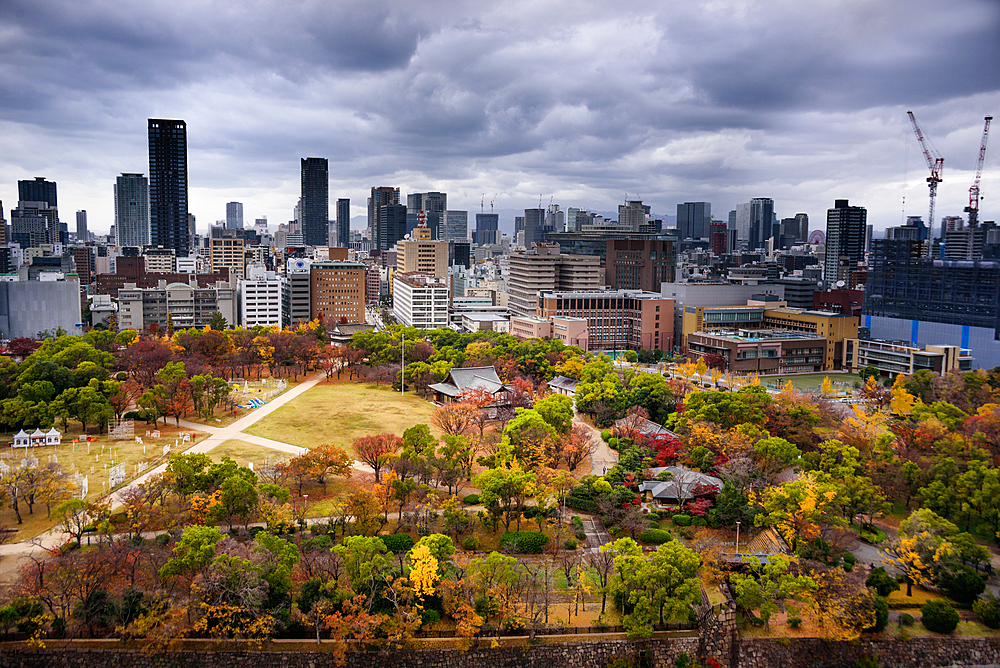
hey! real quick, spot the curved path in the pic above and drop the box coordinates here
[0,372,375,559]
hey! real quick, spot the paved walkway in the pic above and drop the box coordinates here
[572,413,617,476]
[0,372,377,559]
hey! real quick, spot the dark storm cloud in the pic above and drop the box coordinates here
[0,0,997,232]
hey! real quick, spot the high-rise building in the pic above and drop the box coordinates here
[336,199,350,248]
[368,186,400,254]
[310,261,365,323]
[18,177,57,208]
[749,198,775,249]
[605,239,676,293]
[114,173,150,248]
[148,119,189,256]
[475,212,499,245]
[210,237,246,281]
[522,208,546,246]
[379,204,408,254]
[225,202,244,230]
[76,210,88,241]
[397,234,449,278]
[445,210,468,241]
[407,192,447,240]
[300,158,328,247]
[507,243,602,317]
[676,202,711,240]
[618,200,647,232]
[824,199,867,285]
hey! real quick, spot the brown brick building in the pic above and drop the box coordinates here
[604,239,676,292]
[536,289,673,352]
[95,256,230,298]
[310,261,365,324]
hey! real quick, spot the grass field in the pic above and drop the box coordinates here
[244,381,439,450]
[210,439,293,469]
[758,371,861,390]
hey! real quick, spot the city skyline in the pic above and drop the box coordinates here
[0,0,997,236]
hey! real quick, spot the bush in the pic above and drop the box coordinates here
[787,616,802,628]
[421,608,441,627]
[854,657,880,668]
[898,613,915,627]
[860,525,887,544]
[154,533,170,547]
[645,511,660,521]
[639,529,672,545]
[575,528,587,541]
[921,600,959,634]
[939,565,985,605]
[843,552,856,572]
[867,596,889,633]
[866,567,900,598]
[672,514,692,527]
[463,494,480,505]
[499,531,549,554]
[973,593,1000,629]
[565,496,599,512]
[571,516,584,529]
[601,429,612,442]
[691,517,708,527]
[462,536,480,551]
[522,507,539,519]
[647,515,662,527]
[381,533,415,554]
[564,539,579,550]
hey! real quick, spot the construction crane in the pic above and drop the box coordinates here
[490,194,497,213]
[965,116,993,227]
[907,111,944,254]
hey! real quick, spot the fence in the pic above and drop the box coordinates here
[408,622,697,639]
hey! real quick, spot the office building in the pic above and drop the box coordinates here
[310,261,365,324]
[677,202,711,240]
[368,186,400,253]
[845,339,972,378]
[605,239,676,293]
[114,173,150,248]
[336,199,350,248]
[824,199,867,286]
[118,279,235,331]
[749,198,775,249]
[449,239,471,269]
[886,217,928,242]
[396,232,449,277]
[70,246,95,286]
[475,212,499,245]
[300,158,329,247]
[75,211,88,241]
[225,202,244,230]
[254,217,268,234]
[378,203,408,255]
[393,272,449,329]
[407,192,446,240]
[445,210,468,241]
[18,177,57,208]
[94,256,230,298]
[283,258,312,326]
[209,237,246,281]
[619,200,647,233]
[148,119,189,256]
[10,204,51,248]
[536,289,673,352]
[238,267,284,328]
[507,243,603,317]
[519,208,546,247]
[0,281,82,339]
[687,330,827,374]
[779,214,809,243]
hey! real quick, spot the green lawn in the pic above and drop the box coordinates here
[243,381,439,450]
[210,439,292,469]
[758,371,861,390]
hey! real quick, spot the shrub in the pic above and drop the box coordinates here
[921,600,959,634]
[639,529,672,545]
[571,516,584,529]
[974,594,1000,629]
[898,613,915,626]
[499,531,549,554]
[463,494,480,505]
[564,539,579,550]
[939,565,985,605]
[691,517,708,527]
[787,616,802,628]
[646,511,660,522]
[154,533,170,547]
[381,533,415,554]
[601,429,612,442]
[672,514,691,527]
[575,528,587,541]
[868,596,889,633]
[866,567,900,598]
[462,536,480,551]
[522,507,539,519]
[647,515,661,527]
[565,496,599,512]
[854,657,880,668]
[421,609,441,627]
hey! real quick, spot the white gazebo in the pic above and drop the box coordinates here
[12,430,30,448]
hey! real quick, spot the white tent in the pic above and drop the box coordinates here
[12,430,30,448]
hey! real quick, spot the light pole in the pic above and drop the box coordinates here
[735,521,741,556]
[303,494,309,527]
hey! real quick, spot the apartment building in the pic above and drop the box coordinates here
[507,243,602,317]
[210,237,246,281]
[117,279,236,331]
[310,261,365,324]
[396,237,449,277]
[536,289,673,352]
[393,272,449,329]
[237,267,284,328]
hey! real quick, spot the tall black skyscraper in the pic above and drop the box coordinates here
[148,119,189,255]
[18,177,57,207]
[336,198,350,247]
[475,212,499,245]
[824,199,867,285]
[300,158,329,247]
[676,202,711,240]
[379,204,408,252]
[369,186,400,255]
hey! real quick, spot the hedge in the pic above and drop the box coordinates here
[672,514,692,527]
[565,496,599,512]
[639,529,672,544]
[499,531,550,554]
[381,533,415,554]
[463,494,481,505]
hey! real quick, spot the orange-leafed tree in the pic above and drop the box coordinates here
[432,402,477,437]
[352,434,403,483]
[310,443,354,492]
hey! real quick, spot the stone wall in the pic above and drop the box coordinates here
[739,637,1000,668]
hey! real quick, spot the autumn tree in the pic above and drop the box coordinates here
[352,434,403,483]
[432,402,476,437]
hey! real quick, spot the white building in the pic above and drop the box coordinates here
[393,272,449,329]
[238,266,284,328]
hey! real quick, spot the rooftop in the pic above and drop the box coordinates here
[696,329,824,342]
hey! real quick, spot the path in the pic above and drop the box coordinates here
[581,516,612,556]
[0,372,378,559]
[572,413,617,476]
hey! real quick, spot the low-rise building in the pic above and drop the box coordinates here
[238,267,284,328]
[461,313,510,333]
[393,272,449,329]
[845,339,973,378]
[686,329,827,374]
[510,315,589,350]
[536,288,672,352]
[117,279,235,331]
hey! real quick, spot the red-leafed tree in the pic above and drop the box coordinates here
[352,434,403,482]
[641,432,683,466]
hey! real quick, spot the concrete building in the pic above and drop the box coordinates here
[283,258,312,326]
[686,329,827,374]
[510,314,590,350]
[0,280,83,339]
[117,279,235,331]
[536,289,673,352]
[660,282,786,353]
[309,261,365,324]
[461,313,510,333]
[507,243,602,317]
[393,272,449,329]
[824,199,867,286]
[143,247,176,273]
[210,237,246,281]
[238,267,283,328]
[76,210,88,241]
[474,212,499,245]
[605,239,676,293]
[396,234,449,278]
[225,201,244,230]
[845,339,973,378]
[69,246,95,286]
[619,200,648,232]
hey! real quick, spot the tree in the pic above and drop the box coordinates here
[432,403,476,437]
[730,556,816,630]
[533,394,574,435]
[159,525,224,583]
[884,509,957,596]
[352,434,402,483]
[473,464,537,532]
[210,476,258,531]
[333,536,390,603]
[755,474,841,551]
[308,443,354,493]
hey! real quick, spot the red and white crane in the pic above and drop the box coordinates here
[907,111,944,254]
[965,116,993,227]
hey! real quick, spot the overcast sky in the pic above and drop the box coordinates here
[1,0,998,236]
